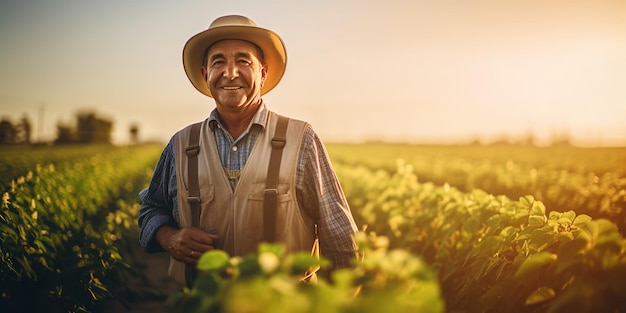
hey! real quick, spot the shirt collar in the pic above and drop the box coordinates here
[208,100,268,132]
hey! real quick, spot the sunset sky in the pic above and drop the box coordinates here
[1,0,625,146]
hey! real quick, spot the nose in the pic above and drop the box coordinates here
[223,61,239,80]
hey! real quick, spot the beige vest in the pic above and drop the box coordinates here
[170,112,314,285]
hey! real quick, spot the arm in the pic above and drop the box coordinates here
[296,126,359,271]
[138,137,219,262]
[138,138,178,253]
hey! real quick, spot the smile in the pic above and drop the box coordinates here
[222,86,241,90]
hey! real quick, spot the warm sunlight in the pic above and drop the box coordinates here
[1,0,625,146]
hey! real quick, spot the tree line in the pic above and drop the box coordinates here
[0,111,119,145]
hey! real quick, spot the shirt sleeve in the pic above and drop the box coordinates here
[138,137,178,253]
[296,126,359,270]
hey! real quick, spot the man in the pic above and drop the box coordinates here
[138,15,359,286]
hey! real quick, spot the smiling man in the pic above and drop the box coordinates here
[137,15,359,287]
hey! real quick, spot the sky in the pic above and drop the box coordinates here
[1,0,625,146]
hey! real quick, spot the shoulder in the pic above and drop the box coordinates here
[266,109,307,126]
[161,136,176,160]
[174,121,204,138]
[171,120,206,148]
[268,111,312,135]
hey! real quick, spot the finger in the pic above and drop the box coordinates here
[173,250,199,264]
[174,229,211,247]
[169,227,218,262]
[188,231,219,252]
[186,243,216,258]
[179,227,217,243]
[189,230,219,244]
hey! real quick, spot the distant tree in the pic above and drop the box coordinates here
[0,115,32,145]
[75,111,113,144]
[16,115,32,144]
[129,123,139,144]
[551,130,572,147]
[55,122,75,144]
[0,118,16,145]
[53,110,114,145]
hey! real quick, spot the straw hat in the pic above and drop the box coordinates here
[182,15,287,98]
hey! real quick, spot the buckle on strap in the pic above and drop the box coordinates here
[187,197,201,204]
[264,189,278,196]
[186,145,200,157]
[271,138,285,149]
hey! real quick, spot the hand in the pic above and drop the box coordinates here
[155,225,219,264]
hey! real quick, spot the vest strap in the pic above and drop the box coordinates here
[263,115,289,243]
[185,121,202,287]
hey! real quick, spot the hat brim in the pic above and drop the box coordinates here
[182,25,287,98]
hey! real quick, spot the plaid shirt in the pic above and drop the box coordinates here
[138,104,358,269]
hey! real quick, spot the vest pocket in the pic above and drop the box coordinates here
[246,183,293,240]
[196,185,219,234]
[180,185,218,232]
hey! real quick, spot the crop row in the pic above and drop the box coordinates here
[0,144,162,313]
[172,149,626,313]
[0,144,125,190]
[3,143,624,312]
[334,162,626,313]
[327,144,626,235]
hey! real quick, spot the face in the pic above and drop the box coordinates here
[202,39,267,111]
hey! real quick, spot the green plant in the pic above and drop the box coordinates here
[335,161,626,312]
[168,233,444,313]
[0,145,161,313]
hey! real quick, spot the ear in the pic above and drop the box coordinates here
[201,67,208,81]
[260,65,268,86]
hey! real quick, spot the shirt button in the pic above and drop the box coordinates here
[232,146,238,152]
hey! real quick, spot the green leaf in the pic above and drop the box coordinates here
[258,242,285,258]
[515,252,557,278]
[572,214,592,227]
[288,252,323,275]
[192,272,221,296]
[557,238,587,259]
[529,200,546,217]
[519,195,536,207]
[238,254,262,278]
[561,211,576,223]
[525,286,555,305]
[528,215,547,228]
[197,250,230,271]
[578,219,621,248]
[526,227,557,252]
[555,238,587,275]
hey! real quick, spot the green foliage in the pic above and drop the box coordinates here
[170,236,445,313]
[328,143,626,235]
[0,144,123,190]
[2,142,624,313]
[335,160,626,313]
[0,144,161,313]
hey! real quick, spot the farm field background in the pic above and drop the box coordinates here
[327,143,626,235]
[1,143,625,313]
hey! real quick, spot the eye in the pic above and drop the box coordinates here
[210,60,225,67]
[238,59,251,66]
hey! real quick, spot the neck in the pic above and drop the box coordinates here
[217,99,262,139]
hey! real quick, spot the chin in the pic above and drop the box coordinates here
[217,98,247,108]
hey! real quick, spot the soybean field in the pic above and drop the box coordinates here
[1,143,625,313]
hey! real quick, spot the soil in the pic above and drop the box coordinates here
[100,242,181,313]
